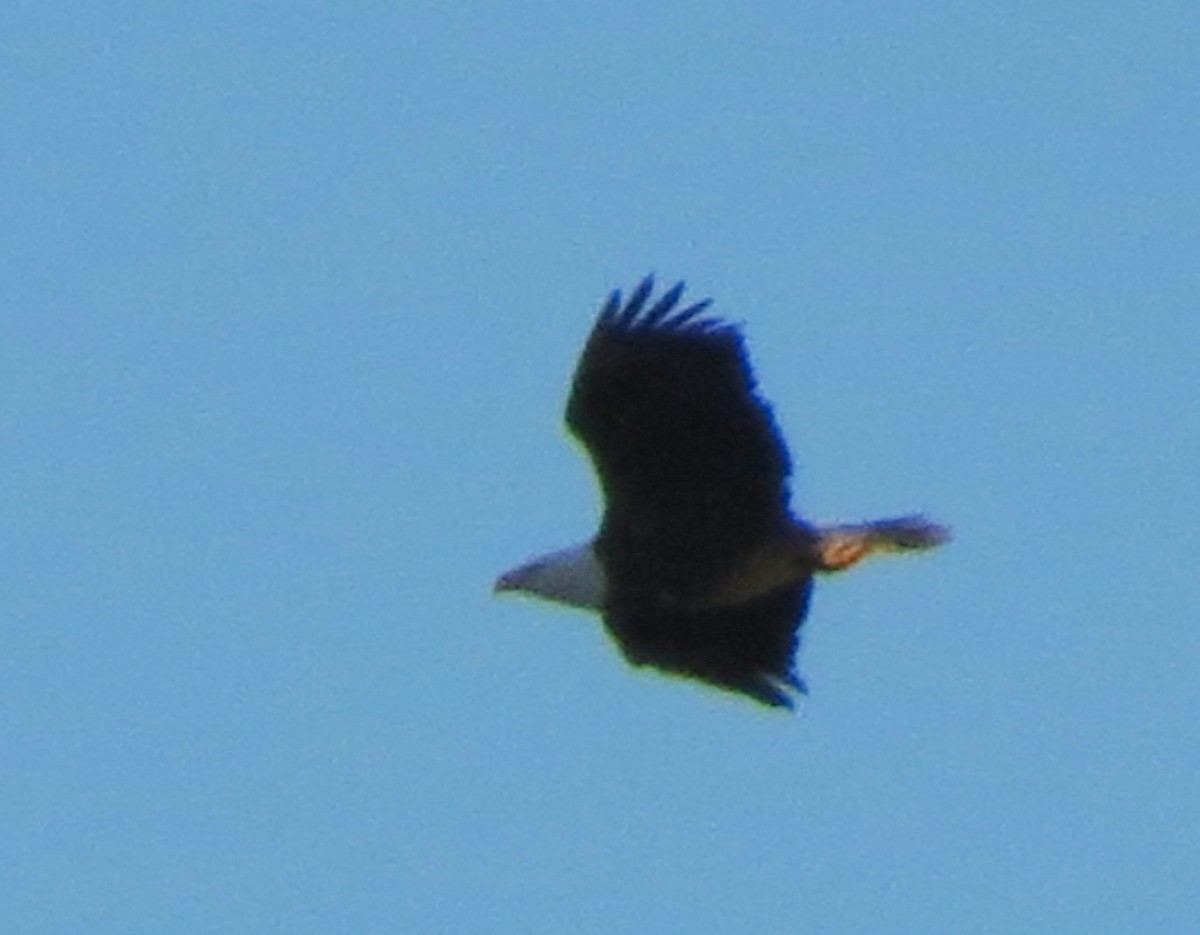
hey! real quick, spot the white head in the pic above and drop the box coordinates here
[494,541,607,611]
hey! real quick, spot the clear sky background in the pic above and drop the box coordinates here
[3,3,1197,933]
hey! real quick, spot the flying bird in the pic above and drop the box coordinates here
[495,277,948,708]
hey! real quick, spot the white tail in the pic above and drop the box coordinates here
[815,514,950,571]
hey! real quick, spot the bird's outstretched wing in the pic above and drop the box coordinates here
[565,275,795,596]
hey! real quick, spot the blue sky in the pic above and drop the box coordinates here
[3,3,1198,932]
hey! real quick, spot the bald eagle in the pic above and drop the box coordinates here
[495,277,948,708]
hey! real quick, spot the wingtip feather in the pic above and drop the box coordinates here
[615,275,655,326]
[643,281,686,324]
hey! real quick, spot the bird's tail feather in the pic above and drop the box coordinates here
[815,514,949,571]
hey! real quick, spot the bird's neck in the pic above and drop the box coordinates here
[534,541,607,610]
